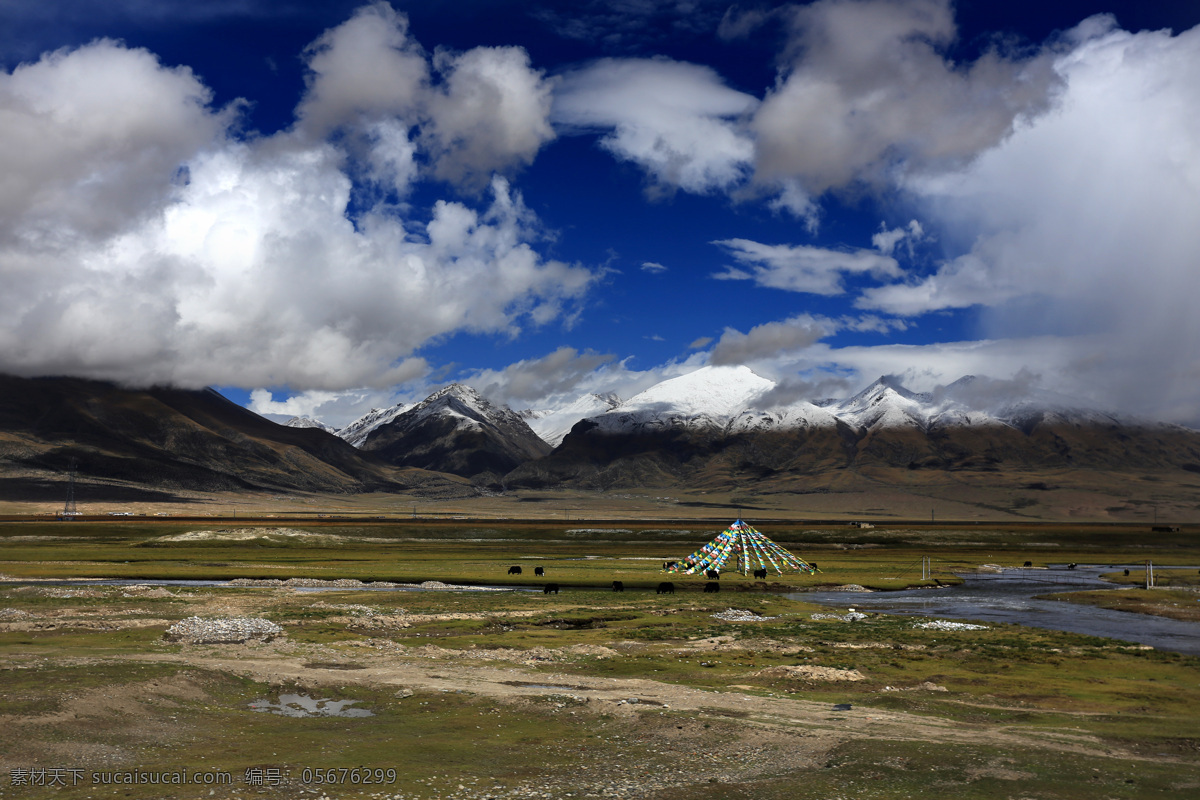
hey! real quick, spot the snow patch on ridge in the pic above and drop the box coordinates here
[523,393,621,446]
[591,365,776,433]
[336,403,412,447]
[284,416,336,433]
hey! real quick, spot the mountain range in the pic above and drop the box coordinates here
[0,374,470,502]
[485,367,1198,491]
[3,366,1199,510]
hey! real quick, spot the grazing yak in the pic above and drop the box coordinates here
[704,582,720,593]
[507,566,522,575]
[612,580,624,592]
[705,570,720,580]
[534,566,545,577]
[753,568,768,579]
[543,583,559,594]
[656,582,674,594]
[1067,563,1078,570]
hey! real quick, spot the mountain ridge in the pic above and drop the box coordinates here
[0,374,473,499]
[359,383,551,481]
[502,368,1200,491]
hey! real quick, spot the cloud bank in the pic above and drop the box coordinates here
[0,4,592,390]
[856,15,1200,420]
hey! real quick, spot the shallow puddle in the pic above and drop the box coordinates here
[502,681,589,691]
[249,693,373,717]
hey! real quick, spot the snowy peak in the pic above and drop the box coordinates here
[405,383,526,432]
[336,403,412,448]
[559,368,1141,441]
[624,365,774,416]
[593,365,776,434]
[359,383,550,480]
[284,416,336,433]
[836,376,935,431]
[524,392,622,447]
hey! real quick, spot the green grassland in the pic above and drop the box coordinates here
[1,518,1195,587]
[1,518,1198,799]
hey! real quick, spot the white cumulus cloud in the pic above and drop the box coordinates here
[751,0,1060,196]
[712,238,901,295]
[0,38,233,243]
[710,314,835,366]
[425,45,557,190]
[0,8,597,391]
[465,346,617,406]
[294,1,428,139]
[554,57,758,194]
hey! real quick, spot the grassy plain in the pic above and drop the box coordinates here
[1,517,1198,799]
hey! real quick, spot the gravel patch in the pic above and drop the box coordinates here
[811,611,868,622]
[913,620,989,631]
[308,601,380,617]
[710,608,778,622]
[757,665,866,682]
[163,616,283,644]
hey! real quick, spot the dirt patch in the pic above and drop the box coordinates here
[671,635,813,655]
[0,671,214,769]
[757,665,867,681]
[144,527,348,544]
[0,618,171,632]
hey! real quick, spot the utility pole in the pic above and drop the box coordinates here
[1145,560,1154,590]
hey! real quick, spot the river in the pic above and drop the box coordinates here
[790,565,1200,656]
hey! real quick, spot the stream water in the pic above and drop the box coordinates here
[789,565,1200,656]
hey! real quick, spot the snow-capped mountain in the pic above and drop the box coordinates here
[834,376,936,430]
[359,384,550,480]
[589,366,775,434]
[503,366,1200,492]
[335,403,412,447]
[568,367,931,437]
[522,392,621,447]
[283,416,337,433]
[568,369,1134,438]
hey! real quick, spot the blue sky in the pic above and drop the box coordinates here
[2,1,1199,427]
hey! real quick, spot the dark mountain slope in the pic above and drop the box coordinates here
[505,412,1200,492]
[0,374,470,496]
[362,384,551,482]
